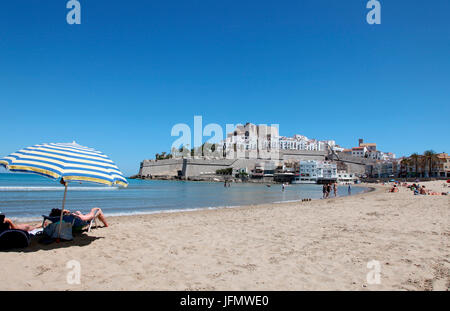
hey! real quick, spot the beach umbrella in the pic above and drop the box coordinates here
[0,142,128,238]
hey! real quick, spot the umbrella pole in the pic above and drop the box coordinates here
[57,182,68,240]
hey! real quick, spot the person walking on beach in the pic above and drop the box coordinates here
[322,184,327,199]
[326,183,332,198]
[282,183,285,192]
[333,182,337,197]
[348,183,352,195]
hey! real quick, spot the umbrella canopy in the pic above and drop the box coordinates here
[0,142,128,187]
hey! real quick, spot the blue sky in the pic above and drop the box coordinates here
[0,0,449,176]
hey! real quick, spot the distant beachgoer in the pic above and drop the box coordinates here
[419,186,428,195]
[282,183,285,192]
[333,183,337,197]
[389,185,399,193]
[326,183,332,198]
[322,184,327,199]
[224,180,227,187]
[348,184,352,195]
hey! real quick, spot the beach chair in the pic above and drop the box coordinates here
[0,229,31,250]
[42,209,100,233]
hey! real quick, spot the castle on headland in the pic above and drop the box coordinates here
[137,123,403,183]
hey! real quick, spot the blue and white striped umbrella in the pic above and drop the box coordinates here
[0,142,128,187]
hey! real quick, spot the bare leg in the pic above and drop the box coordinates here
[73,208,108,227]
[94,208,108,227]
[4,218,41,232]
[88,208,108,227]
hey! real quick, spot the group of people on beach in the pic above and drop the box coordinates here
[0,207,109,234]
[408,183,446,196]
[388,181,448,196]
[322,182,338,199]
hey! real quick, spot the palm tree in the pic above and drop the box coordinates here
[400,158,411,177]
[410,153,420,177]
[423,150,438,178]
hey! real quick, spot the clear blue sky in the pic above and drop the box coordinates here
[0,1,449,176]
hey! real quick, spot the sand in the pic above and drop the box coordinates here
[0,181,448,291]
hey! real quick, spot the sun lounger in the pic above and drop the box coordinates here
[0,216,31,250]
[42,210,100,233]
[0,229,31,250]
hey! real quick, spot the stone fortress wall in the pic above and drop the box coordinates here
[138,149,374,179]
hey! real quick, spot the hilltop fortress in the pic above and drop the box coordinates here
[138,123,379,183]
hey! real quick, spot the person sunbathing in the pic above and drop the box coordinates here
[2,217,42,232]
[49,207,109,227]
[389,185,399,193]
[419,186,428,195]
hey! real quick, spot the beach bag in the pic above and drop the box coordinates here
[43,221,73,241]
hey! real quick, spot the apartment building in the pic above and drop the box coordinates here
[293,160,337,184]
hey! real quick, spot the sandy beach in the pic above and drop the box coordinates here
[0,181,448,291]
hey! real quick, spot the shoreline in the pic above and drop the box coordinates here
[106,184,377,222]
[13,184,374,223]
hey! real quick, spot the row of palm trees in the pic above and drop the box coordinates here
[400,150,442,178]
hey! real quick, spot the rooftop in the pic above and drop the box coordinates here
[360,143,377,147]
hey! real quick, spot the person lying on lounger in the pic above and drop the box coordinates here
[49,207,109,227]
[2,217,42,232]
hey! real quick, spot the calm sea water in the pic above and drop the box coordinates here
[0,173,367,221]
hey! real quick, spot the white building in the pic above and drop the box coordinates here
[337,171,357,183]
[293,160,319,183]
[332,145,345,152]
[345,139,396,161]
[220,123,279,159]
[317,161,338,180]
[278,135,335,152]
[351,147,368,158]
[293,160,337,184]
[218,123,337,159]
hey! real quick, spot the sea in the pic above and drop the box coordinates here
[0,173,368,221]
